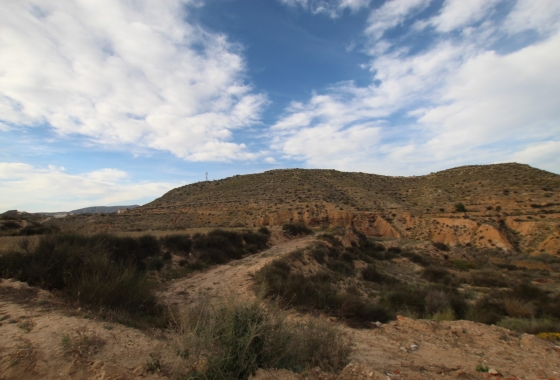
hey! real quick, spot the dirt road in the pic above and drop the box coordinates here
[160,235,315,307]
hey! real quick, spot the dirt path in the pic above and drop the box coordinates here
[160,235,315,307]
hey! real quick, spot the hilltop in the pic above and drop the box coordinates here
[50,163,560,255]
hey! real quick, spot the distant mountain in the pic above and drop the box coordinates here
[69,205,140,214]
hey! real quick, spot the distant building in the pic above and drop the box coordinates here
[117,208,129,214]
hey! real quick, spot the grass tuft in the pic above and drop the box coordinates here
[174,295,350,380]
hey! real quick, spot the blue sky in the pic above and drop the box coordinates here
[1,0,559,212]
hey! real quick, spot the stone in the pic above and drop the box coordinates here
[132,365,145,376]
[488,368,500,376]
[410,344,418,351]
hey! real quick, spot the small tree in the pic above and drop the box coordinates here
[455,203,467,212]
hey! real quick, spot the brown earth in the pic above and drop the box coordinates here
[48,163,560,256]
[2,235,560,380]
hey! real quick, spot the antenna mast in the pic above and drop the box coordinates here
[205,172,208,181]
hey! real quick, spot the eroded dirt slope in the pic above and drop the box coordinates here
[0,280,177,380]
[49,163,560,256]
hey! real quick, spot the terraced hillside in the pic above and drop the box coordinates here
[50,163,560,255]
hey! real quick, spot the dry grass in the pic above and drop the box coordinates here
[171,294,350,379]
[61,327,106,357]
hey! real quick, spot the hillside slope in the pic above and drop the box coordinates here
[51,163,560,255]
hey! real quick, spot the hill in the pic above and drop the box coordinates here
[50,163,560,255]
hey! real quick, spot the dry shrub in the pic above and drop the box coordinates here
[173,295,350,380]
[497,318,560,334]
[61,327,106,358]
[503,298,535,318]
[433,308,456,321]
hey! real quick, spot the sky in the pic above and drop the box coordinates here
[1,0,559,212]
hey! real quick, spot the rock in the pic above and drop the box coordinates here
[375,321,382,327]
[399,346,407,353]
[132,365,145,376]
[488,368,500,376]
[410,344,418,351]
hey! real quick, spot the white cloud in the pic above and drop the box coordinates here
[418,34,560,152]
[279,0,370,17]
[504,0,560,35]
[0,0,266,162]
[271,1,560,175]
[511,141,560,173]
[429,0,502,33]
[0,163,178,212]
[365,0,431,41]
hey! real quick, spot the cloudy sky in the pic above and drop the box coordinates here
[1,0,559,212]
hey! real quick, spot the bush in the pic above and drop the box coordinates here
[401,251,430,266]
[282,223,313,236]
[468,270,509,288]
[191,229,269,265]
[0,233,164,322]
[432,242,450,251]
[455,203,467,212]
[18,224,60,236]
[422,267,455,285]
[175,296,350,379]
[317,234,342,247]
[361,265,399,285]
[382,286,427,316]
[497,318,560,334]
[257,226,271,235]
[160,234,192,255]
[0,221,20,230]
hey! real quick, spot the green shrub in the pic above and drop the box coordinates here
[18,224,60,236]
[160,234,192,255]
[317,234,342,247]
[191,229,269,265]
[422,267,455,285]
[147,256,165,271]
[176,296,350,379]
[401,251,430,266]
[455,203,467,212]
[282,223,313,236]
[468,270,510,288]
[257,226,271,235]
[453,259,477,271]
[497,318,560,334]
[361,265,399,285]
[0,221,20,230]
[0,233,164,323]
[432,242,450,251]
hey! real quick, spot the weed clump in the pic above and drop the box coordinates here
[175,295,350,379]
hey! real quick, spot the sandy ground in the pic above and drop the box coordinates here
[2,234,560,380]
[160,233,315,307]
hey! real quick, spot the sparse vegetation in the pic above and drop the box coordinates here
[282,223,313,236]
[0,233,164,325]
[256,228,560,333]
[174,295,350,379]
[61,327,106,357]
[454,203,467,212]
